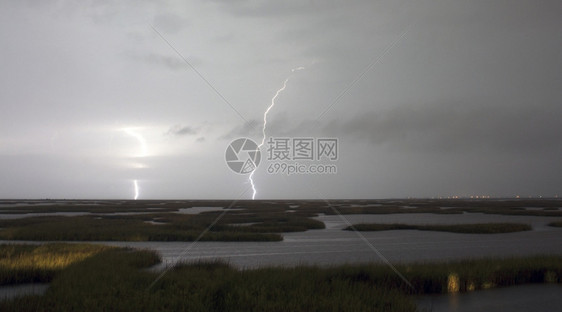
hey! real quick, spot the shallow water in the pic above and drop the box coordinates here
[1,208,561,308]
[0,206,221,219]
[417,284,562,312]
[177,207,230,214]
[1,212,561,269]
[0,283,49,300]
[69,213,562,270]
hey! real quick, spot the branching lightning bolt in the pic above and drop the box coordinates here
[249,67,305,200]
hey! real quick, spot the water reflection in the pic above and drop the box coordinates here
[417,284,562,312]
[0,283,49,300]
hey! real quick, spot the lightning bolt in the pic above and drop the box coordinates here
[133,179,140,200]
[249,67,305,200]
[122,127,148,200]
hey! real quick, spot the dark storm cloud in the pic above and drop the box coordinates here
[219,110,330,143]
[220,113,322,142]
[220,119,260,140]
[1,0,561,199]
[254,112,324,138]
[209,0,346,18]
[166,125,198,136]
[330,101,562,155]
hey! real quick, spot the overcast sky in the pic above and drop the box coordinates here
[1,0,560,199]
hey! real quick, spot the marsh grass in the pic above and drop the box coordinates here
[0,209,326,242]
[278,198,562,217]
[400,256,562,293]
[0,214,285,242]
[0,243,111,285]
[0,244,560,312]
[0,200,183,214]
[344,222,532,234]
[2,199,562,217]
[2,198,558,242]
[0,248,414,312]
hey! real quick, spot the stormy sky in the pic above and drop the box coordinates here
[0,0,560,199]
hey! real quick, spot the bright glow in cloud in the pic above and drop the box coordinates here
[122,128,148,158]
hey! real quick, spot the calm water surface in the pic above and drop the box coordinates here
[1,210,561,306]
[1,212,561,268]
[417,284,562,312]
[0,283,48,300]
[79,213,562,269]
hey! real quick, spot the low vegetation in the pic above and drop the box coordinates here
[2,198,559,242]
[1,198,561,217]
[0,209,326,242]
[269,198,562,217]
[0,200,182,214]
[344,222,532,234]
[397,256,562,293]
[0,244,560,312]
[548,221,562,227]
[0,243,112,285]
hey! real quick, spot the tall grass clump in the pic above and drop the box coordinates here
[401,256,562,294]
[1,247,561,311]
[0,243,111,285]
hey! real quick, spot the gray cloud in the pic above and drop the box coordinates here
[143,53,187,71]
[1,0,560,199]
[330,101,562,155]
[209,0,347,18]
[153,13,189,34]
[220,119,260,140]
[166,125,198,136]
